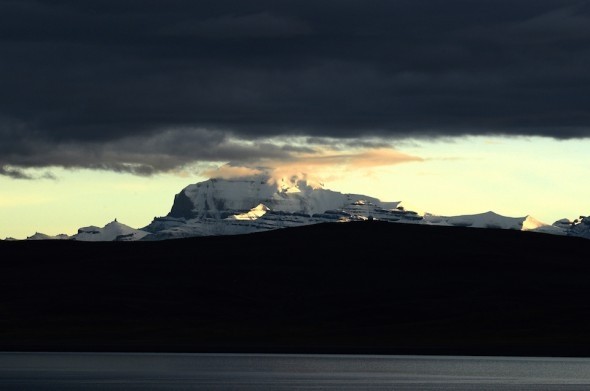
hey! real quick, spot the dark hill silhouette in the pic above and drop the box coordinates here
[1,221,589,356]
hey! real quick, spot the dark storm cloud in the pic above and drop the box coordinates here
[1,0,590,175]
[0,127,302,177]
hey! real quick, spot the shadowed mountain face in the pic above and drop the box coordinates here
[1,221,590,356]
[168,189,196,219]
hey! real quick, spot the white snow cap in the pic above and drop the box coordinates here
[181,175,398,217]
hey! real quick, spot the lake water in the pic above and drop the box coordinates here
[1,353,590,390]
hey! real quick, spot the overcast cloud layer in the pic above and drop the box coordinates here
[1,0,590,176]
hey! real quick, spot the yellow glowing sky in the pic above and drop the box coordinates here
[1,136,588,239]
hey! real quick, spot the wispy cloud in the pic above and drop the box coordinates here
[203,145,423,186]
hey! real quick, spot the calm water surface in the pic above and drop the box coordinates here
[1,353,590,390]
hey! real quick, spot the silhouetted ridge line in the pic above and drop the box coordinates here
[0,221,589,356]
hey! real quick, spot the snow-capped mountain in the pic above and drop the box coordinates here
[422,211,546,231]
[74,220,150,241]
[421,211,590,239]
[165,176,400,220]
[16,176,590,241]
[25,220,150,241]
[26,232,70,241]
[141,176,418,240]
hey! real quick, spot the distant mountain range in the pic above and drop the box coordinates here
[10,176,590,241]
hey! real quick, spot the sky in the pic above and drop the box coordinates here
[1,0,590,238]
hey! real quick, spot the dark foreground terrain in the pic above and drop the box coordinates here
[1,221,590,356]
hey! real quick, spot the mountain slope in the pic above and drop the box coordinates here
[568,215,590,238]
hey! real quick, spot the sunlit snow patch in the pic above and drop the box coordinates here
[228,204,270,221]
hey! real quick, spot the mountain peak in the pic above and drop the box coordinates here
[76,220,149,241]
[105,219,126,227]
